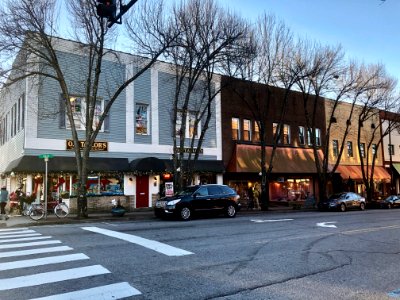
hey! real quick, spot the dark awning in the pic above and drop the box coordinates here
[5,156,129,173]
[129,157,167,173]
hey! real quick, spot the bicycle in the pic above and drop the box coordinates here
[28,199,69,221]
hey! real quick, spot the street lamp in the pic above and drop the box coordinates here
[38,154,54,219]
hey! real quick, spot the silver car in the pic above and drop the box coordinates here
[318,192,366,212]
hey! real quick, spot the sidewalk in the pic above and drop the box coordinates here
[0,205,311,228]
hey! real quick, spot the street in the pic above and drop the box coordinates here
[1,209,400,299]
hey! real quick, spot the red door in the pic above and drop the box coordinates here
[136,175,149,208]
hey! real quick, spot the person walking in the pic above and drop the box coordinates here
[0,186,9,220]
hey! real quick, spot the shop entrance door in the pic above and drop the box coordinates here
[136,175,149,208]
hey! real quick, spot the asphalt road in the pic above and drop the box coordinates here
[1,208,400,299]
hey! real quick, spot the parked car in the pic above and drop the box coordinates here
[381,195,400,209]
[154,184,240,221]
[318,192,366,212]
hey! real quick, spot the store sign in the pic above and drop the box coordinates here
[174,147,203,154]
[66,140,108,152]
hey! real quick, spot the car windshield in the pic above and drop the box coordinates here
[329,193,346,200]
[175,186,199,196]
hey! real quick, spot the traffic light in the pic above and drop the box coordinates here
[96,0,116,21]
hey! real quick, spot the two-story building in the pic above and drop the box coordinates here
[220,77,326,206]
[0,38,224,211]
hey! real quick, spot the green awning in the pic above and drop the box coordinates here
[392,163,400,175]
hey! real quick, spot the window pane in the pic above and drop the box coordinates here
[283,124,290,144]
[315,128,321,146]
[176,111,182,136]
[333,140,339,157]
[347,141,353,157]
[253,121,260,142]
[299,126,305,145]
[136,104,148,135]
[188,112,198,138]
[243,119,251,141]
[232,118,240,140]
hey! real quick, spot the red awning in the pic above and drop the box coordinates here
[227,144,324,173]
[336,165,390,181]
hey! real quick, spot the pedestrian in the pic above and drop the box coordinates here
[0,186,9,220]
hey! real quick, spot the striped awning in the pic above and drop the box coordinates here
[227,144,324,173]
[336,165,390,181]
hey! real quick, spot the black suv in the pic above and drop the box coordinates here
[154,184,240,220]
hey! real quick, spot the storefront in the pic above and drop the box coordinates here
[225,144,321,206]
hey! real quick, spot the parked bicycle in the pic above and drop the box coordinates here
[27,199,69,221]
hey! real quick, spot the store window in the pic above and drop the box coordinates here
[66,96,104,131]
[232,118,240,140]
[243,119,251,141]
[347,141,353,157]
[253,121,260,142]
[299,126,305,145]
[135,104,149,135]
[360,143,366,158]
[332,140,339,157]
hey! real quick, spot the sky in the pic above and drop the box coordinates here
[216,0,400,81]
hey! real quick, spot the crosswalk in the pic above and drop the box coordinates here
[0,227,141,299]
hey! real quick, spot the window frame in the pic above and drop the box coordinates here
[253,121,260,142]
[359,143,366,158]
[231,117,240,140]
[332,139,339,157]
[389,144,395,156]
[298,126,305,145]
[135,103,149,135]
[347,141,353,157]
[242,119,251,141]
[65,96,105,132]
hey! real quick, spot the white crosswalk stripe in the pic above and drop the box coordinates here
[0,228,141,299]
[29,282,142,300]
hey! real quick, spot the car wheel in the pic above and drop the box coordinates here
[179,206,192,221]
[360,202,365,211]
[225,204,237,218]
[340,203,346,212]
[388,203,392,209]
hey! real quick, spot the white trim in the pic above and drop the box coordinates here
[151,68,159,145]
[215,82,222,160]
[126,63,134,143]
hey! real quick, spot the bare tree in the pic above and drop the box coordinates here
[355,65,399,202]
[0,0,176,217]
[165,0,249,190]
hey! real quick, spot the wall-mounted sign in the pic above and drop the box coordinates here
[66,140,108,152]
[174,147,203,154]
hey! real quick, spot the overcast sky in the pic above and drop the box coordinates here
[215,0,400,80]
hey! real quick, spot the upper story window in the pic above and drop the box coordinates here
[232,118,240,140]
[282,124,290,144]
[372,144,377,156]
[66,96,104,131]
[243,119,251,141]
[359,143,366,158]
[299,126,305,145]
[135,104,149,135]
[347,141,353,157]
[307,128,312,146]
[332,140,339,157]
[315,128,321,146]
[253,121,260,142]
[389,144,395,156]
[273,123,290,144]
[176,110,201,139]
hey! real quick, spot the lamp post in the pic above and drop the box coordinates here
[38,154,54,219]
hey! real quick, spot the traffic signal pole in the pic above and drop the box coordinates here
[107,0,140,28]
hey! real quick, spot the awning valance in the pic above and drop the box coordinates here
[336,165,390,181]
[129,157,167,173]
[227,144,323,173]
[5,156,129,173]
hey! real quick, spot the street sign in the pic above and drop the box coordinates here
[38,154,54,159]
